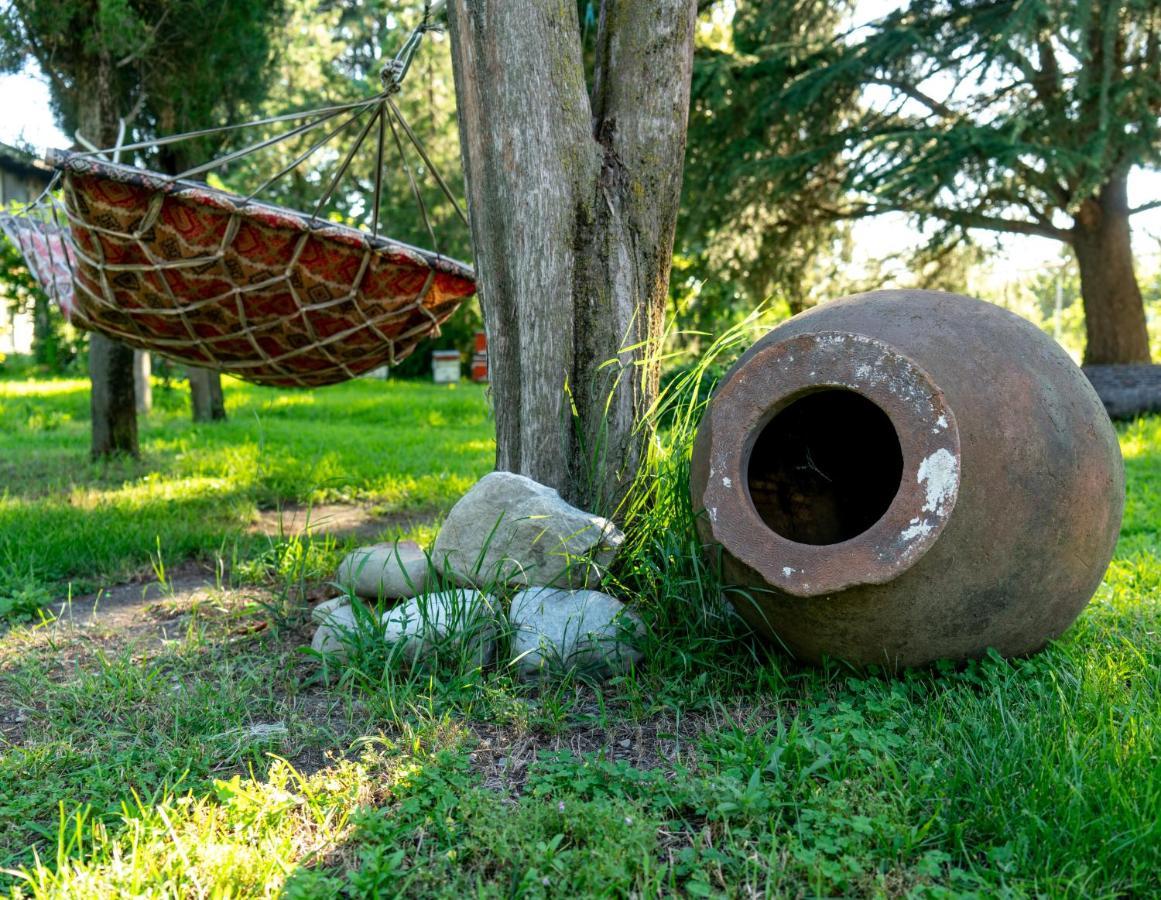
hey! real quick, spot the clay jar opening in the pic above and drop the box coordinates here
[701,331,962,596]
[747,389,904,546]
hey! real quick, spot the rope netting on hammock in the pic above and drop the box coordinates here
[0,1,474,387]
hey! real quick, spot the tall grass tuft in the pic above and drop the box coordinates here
[605,314,768,679]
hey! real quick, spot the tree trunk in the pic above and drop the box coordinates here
[134,351,152,414]
[32,291,57,368]
[1072,174,1152,364]
[446,0,696,514]
[79,64,139,457]
[188,367,227,422]
[89,332,138,458]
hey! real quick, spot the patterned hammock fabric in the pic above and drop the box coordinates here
[0,213,76,316]
[47,152,476,387]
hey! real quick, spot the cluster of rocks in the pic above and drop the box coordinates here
[310,472,644,680]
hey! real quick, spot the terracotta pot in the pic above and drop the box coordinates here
[691,290,1124,667]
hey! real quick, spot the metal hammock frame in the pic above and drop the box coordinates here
[0,0,475,387]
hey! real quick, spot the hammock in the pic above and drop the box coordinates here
[0,1,474,387]
[0,212,75,316]
[52,152,473,387]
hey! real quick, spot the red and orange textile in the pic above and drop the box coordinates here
[29,152,476,387]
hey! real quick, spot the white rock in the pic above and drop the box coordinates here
[311,595,352,625]
[508,588,644,679]
[310,600,359,658]
[336,541,429,600]
[380,589,498,668]
[432,472,623,589]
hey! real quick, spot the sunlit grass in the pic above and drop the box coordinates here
[0,365,1157,896]
[0,375,495,604]
[0,379,89,397]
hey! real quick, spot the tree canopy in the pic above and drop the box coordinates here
[1,0,285,150]
[678,1,853,321]
[704,0,1160,363]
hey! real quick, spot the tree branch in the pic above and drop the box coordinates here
[1129,199,1161,216]
[868,77,958,120]
[836,202,1071,242]
[11,23,70,105]
[924,209,1071,242]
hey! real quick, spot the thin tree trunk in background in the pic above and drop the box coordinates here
[157,124,230,423]
[447,0,696,514]
[32,291,56,367]
[90,331,138,458]
[1073,174,1152,365]
[134,350,152,414]
[188,367,226,421]
[79,67,139,458]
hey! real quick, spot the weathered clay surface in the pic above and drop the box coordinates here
[691,289,1124,668]
[432,472,623,588]
[380,589,497,668]
[509,587,644,679]
[336,541,429,599]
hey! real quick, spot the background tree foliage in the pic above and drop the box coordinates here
[0,0,285,149]
[729,0,1160,364]
[678,1,854,325]
[3,0,1157,378]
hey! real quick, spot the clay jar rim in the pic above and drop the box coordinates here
[701,331,962,597]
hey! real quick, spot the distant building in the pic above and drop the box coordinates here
[0,142,52,206]
[0,142,55,355]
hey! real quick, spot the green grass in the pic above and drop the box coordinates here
[0,375,494,615]
[0,371,1158,897]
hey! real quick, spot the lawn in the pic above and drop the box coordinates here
[0,372,1158,898]
[0,376,495,616]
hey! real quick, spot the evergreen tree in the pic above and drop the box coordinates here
[679,1,854,320]
[730,0,1160,363]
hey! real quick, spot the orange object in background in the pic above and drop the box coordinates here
[471,330,488,382]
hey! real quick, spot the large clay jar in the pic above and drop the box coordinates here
[690,290,1124,667]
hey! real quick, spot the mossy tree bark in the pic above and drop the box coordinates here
[446,0,696,514]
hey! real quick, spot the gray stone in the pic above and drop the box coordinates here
[508,588,644,679]
[380,589,498,668]
[311,595,353,625]
[336,541,429,600]
[311,599,359,658]
[432,472,623,589]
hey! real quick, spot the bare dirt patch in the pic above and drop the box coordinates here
[45,560,224,642]
[248,503,441,541]
[465,698,785,796]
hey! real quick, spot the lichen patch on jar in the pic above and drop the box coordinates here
[918,448,959,515]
